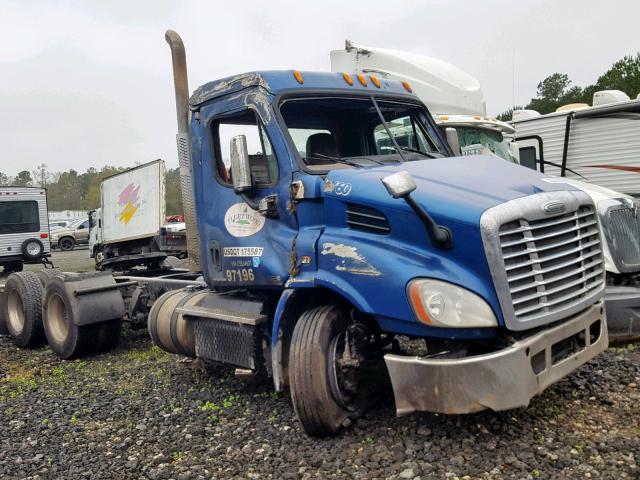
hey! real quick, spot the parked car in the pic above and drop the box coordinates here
[49,220,72,231]
[50,218,90,251]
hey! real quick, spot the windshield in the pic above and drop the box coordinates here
[456,127,518,163]
[279,96,447,171]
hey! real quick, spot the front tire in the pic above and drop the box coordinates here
[3,272,45,348]
[289,305,354,437]
[58,237,75,251]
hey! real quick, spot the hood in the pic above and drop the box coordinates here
[325,155,580,225]
[541,176,631,204]
[51,227,75,236]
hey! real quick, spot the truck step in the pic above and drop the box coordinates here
[175,305,267,326]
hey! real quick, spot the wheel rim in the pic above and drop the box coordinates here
[60,239,72,250]
[26,242,41,256]
[46,293,70,343]
[328,331,356,411]
[95,251,105,263]
[7,289,25,334]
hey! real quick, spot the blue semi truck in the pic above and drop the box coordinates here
[0,30,609,437]
[152,31,608,435]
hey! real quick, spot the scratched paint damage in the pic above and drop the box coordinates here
[190,73,272,107]
[321,243,382,276]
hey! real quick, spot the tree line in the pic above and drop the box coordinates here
[0,164,184,215]
[498,53,640,121]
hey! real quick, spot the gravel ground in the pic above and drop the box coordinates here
[25,248,95,274]
[0,327,638,480]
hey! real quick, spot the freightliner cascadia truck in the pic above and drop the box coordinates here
[0,30,609,437]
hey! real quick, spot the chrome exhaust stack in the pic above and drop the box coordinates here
[165,30,201,271]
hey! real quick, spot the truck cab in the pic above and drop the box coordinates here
[156,31,609,436]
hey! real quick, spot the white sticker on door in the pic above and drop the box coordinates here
[224,203,266,237]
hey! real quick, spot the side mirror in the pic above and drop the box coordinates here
[230,135,252,193]
[381,171,417,198]
[445,127,461,156]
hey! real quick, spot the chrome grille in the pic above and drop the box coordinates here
[481,191,605,331]
[500,206,604,321]
[603,205,640,273]
[346,204,390,235]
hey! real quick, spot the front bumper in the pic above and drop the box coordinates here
[384,300,607,416]
[605,285,640,341]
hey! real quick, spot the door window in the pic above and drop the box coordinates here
[213,110,278,186]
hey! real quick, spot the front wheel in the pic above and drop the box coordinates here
[289,305,380,437]
[58,237,75,251]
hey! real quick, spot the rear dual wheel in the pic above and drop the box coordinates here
[42,278,121,359]
[3,272,45,347]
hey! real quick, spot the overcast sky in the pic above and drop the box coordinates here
[2,0,639,175]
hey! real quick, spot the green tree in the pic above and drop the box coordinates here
[165,167,184,215]
[14,170,33,186]
[594,54,640,97]
[0,172,9,186]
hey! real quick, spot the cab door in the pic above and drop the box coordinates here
[194,91,297,288]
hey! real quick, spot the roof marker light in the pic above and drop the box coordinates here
[357,74,367,86]
[402,81,413,93]
[342,72,354,86]
[473,115,481,120]
[439,115,449,121]
[370,75,381,88]
[293,70,304,84]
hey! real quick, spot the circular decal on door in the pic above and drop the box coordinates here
[224,203,265,237]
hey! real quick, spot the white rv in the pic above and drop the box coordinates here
[330,42,640,339]
[512,91,640,197]
[0,187,51,273]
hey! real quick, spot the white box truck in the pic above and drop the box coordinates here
[0,186,51,273]
[89,160,187,270]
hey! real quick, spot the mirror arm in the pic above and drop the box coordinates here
[240,193,260,211]
[403,194,453,249]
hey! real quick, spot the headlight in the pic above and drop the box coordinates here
[407,279,498,328]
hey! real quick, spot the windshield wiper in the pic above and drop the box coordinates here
[370,96,407,163]
[398,146,440,159]
[302,154,364,168]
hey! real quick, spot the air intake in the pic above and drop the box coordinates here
[346,204,390,235]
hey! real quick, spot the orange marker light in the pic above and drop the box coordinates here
[357,74,367,86]
[439,115,449,121]
[473,115,481,120]
[370,75,381,88]
[293,70,304,84]
[342,72,354,86]
[402,81,413,93]
[409,282,431,324]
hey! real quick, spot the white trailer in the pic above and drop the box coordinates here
[90,160,186,270]
[0,187,51,273]
[512,93,640,196]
